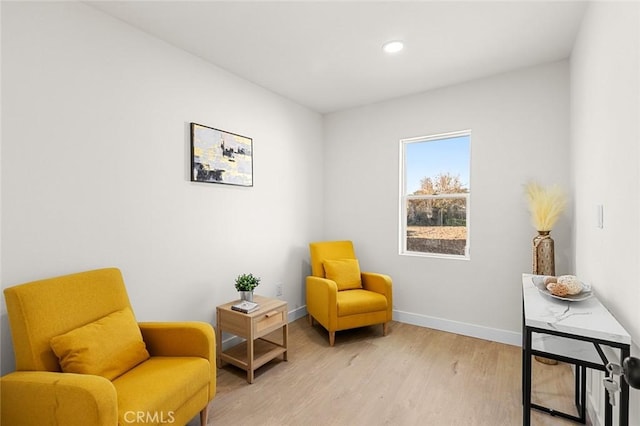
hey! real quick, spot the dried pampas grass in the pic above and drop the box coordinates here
[525,182,566,231]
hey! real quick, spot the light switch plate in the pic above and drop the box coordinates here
[597,204,604,229]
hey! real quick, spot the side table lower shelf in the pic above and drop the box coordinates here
[220,337,287,374]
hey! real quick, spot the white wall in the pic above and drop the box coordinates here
[323,61,571,343]
[4,2,638,420]
[571,2,640,424]
[0,2,323,373]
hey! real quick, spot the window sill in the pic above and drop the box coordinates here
[399,250,470,261]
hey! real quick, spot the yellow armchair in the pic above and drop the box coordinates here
[306,241,393,346]
[1,268,215,426]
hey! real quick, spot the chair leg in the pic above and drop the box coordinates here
[382,322,388,336]
[308,314,314,326]
[200,405,209,426]
[329,331,335,346]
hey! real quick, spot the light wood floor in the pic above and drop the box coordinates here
[193,318,587,425]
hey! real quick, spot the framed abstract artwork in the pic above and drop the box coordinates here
[190,122,253,187]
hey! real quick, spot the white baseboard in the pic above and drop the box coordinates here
[220,306,521,350]
[393,309,522,346]
[288,304,308,322]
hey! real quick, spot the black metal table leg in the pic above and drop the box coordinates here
[523,327,532,426]
[620,347,630,426]
[580,365,587,423]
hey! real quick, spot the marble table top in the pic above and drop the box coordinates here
[522,273,631,345]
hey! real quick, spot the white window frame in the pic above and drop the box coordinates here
[399,130,471,260]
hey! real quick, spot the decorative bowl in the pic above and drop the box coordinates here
[532,275,593,302]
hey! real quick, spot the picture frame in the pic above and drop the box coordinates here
[190,123,253,187]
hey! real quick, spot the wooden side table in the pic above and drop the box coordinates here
[216,295,288,384]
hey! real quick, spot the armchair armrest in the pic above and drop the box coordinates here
[305,276,338,329]
[1,371,117,426]
[362,272,393,319]
[361,272,392,295]
[139,321,216,400]
[138,322,215,361]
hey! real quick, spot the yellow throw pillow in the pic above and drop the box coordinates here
[50,308,150,380]
[323,258,362,290]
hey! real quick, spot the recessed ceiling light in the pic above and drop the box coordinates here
[383,40,404,54]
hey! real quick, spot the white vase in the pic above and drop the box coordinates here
[239,291,253,302]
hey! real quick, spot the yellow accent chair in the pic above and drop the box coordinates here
[306,240,393,346]
[1,267,216,426]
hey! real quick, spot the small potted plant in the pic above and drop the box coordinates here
[235,273,261,302]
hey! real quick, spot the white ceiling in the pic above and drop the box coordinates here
[88,1,588,114]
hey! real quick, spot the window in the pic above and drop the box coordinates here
[400,131,471,259]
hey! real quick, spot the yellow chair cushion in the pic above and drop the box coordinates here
[113,357,209,425]
[50,308,150,380]
[336,289,388,317]
[323,259,362,290]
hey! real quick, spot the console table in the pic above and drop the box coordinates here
[522,274,631,425]
[216,295,288,384]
